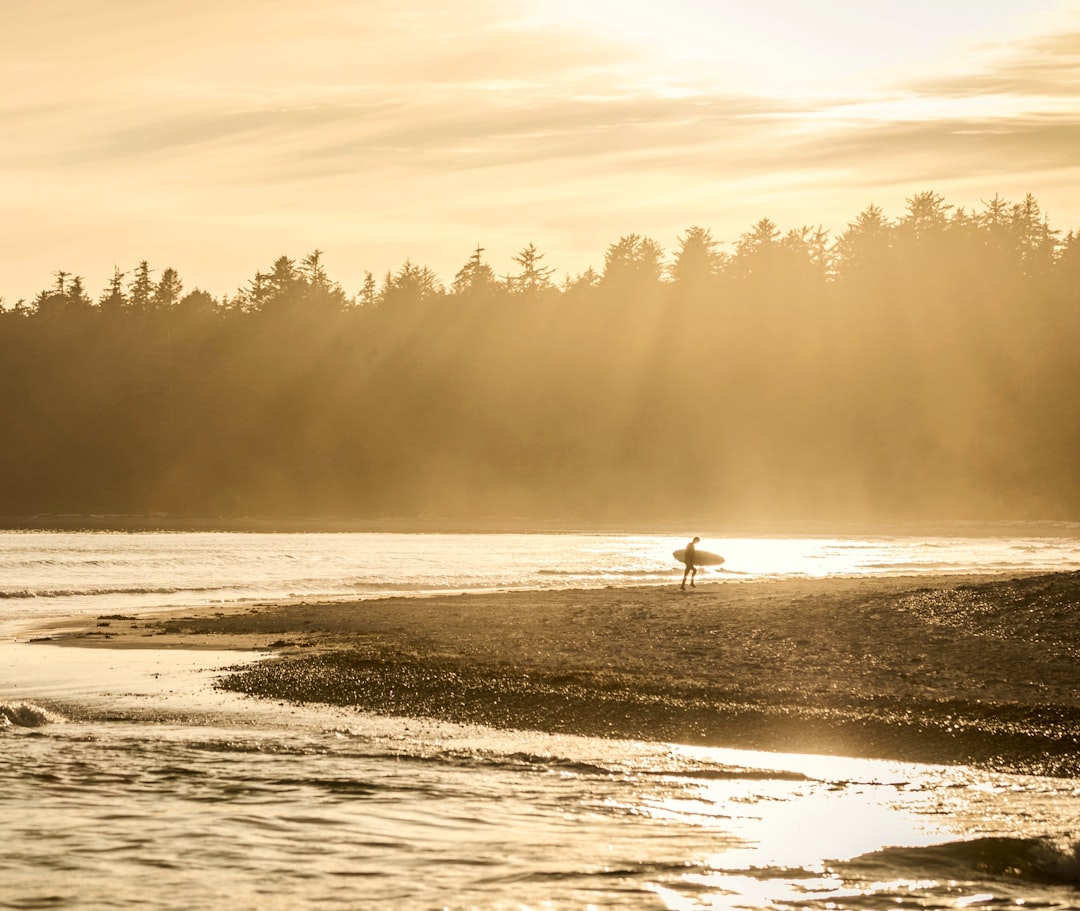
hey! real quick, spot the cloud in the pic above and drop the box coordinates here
[1,0,655,173]
[908,27,1080,98]
[4,0,1080,302]
[785,26,1080,203]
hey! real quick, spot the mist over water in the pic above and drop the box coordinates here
[6,196,1080,526]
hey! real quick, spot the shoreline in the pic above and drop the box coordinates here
[25,571,1080,776]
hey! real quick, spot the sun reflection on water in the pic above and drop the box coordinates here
[633,744,976,910]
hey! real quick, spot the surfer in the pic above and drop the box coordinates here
[681,536,700,590]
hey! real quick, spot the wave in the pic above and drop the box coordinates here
[662,767,811,783]
[1,702,65,728]
[863,559,1037,571]
[844,836,1080,887]
[0,584,221,600]
[404,747,623,778]
[270,777,378,797]
[535,568,670,577]
[360,740,817,783]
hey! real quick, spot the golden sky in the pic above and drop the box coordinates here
[3,0,1080,301]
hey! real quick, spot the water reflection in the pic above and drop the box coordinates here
[631,745,1080,910]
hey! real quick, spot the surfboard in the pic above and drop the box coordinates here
[673,548,725,567]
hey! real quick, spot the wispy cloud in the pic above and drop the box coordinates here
[2,1,1080,300]
[909,27,1080,98]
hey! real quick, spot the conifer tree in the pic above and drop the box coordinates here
[452,245,500,296]
[129,261,155,311]
[99,266,127,313]
[508,243,555,295]
[152,268,183,310]
[670,226,724,284]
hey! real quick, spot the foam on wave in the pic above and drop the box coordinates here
[0,702,66,728]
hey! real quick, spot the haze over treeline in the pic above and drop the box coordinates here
[3,191,1079,527]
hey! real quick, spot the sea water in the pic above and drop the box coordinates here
[2,529,1080,909]
[3,697,1079,910]
[2,528,1080,627]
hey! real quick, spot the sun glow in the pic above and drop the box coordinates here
[636,750,953,909]
[4,0,1080,302]
[512,0,1073,96]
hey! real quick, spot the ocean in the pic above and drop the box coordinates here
[3,529,1080,909]
[3,528,1080,626]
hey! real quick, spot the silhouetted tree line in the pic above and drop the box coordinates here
[3,192,1079,525]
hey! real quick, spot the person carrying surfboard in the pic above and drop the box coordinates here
[681,536,700,590]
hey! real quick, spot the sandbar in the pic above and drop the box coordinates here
[26,572,1080,776]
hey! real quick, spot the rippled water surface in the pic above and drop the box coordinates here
[3,529,1080,909]
[3,705,1079,910]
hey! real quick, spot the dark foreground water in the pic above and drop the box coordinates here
[3,674,1079,910]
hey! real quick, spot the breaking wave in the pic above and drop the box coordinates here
[1,584,207,599]
[844,835,1080,887]
[0,702,65,728]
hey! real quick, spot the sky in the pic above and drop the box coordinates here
[3,0,1080,302]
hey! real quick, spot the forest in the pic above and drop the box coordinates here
[2,191,1079,529]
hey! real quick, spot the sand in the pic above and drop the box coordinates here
[27,572,1080,776]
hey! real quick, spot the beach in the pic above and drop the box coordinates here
[32,570,1080,778]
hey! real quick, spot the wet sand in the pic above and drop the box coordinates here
[29,572,1080,776]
